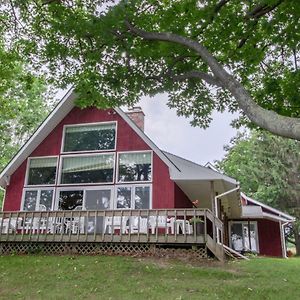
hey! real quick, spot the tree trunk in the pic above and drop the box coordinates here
[294,228,300,256]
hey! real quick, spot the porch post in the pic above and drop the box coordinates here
[210,181,216,242]
[210,181,215,215]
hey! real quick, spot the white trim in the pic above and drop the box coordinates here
[58,152,116,186]
[114,183,152,210]
[241,192,294,221]
[262,212,293,223]
[1,187,6,211]
[61,120,117,154]
[228,220,260,253]
[116,150,153,184]
[24,155,59,187]
[21,187,55,211]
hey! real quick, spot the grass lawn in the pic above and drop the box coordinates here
[0,255,299,300]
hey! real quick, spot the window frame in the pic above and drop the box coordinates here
[58,152,116,186]
[114,184,152,210]
[228,220,260,253]
[24,156,59,187]
[54,186,114,210]
[61,121,118,154]
[116,150,153,184]
[20,187,55,211]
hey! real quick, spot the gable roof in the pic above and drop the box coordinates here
[0,88,238,188]
[0,89,177,188]
[163,151,238,184]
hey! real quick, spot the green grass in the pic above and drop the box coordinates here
[0,255,300,300]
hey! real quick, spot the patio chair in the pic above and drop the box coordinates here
[64,206,84,234]
[103,216,129,234]
[0,217,22,234]
[175,219,193,235]
[129,217,148,234]
[149,216,175,234]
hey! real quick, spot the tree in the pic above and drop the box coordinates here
[2,0,300,139]
[217,130,300,255]
[0,39,53,208]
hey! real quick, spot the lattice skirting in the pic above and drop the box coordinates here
[0,242,207,259]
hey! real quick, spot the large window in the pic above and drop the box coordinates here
[118,152,152,182]
[116,185,151,209]
[27,157,57,185]
[63,122,116,152]
[22,189,54,211]
[60,154,115,184]
[230,221,259,253]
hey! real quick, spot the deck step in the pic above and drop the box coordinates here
[223,245,249,260]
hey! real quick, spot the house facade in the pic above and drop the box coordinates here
[0,89,294,259]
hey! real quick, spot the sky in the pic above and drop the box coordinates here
[56,89,239,165]
[132,94,239,165]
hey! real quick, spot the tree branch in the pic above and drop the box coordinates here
[286,238,295,245]
[125,21,300,141]
[171,71,223,87]
[246,0,283,20]
[145,70,223,87]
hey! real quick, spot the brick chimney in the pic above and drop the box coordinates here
[126,107,145,131]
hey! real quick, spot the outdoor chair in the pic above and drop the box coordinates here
[129,216,148,234]
[149,216,175,234]
[103,216,129,234]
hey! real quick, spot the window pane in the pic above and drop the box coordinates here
[118,152,151,182]
[58,191,83,210]
[63,123,116,152]
[39,190,54,211]
[117,187,132,209]
[27,157,57,185]
[134,186,150,209]
[23,190,38,211]
[231,223,243,251]
[61,154,114,184]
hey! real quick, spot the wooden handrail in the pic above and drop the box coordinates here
[0,208,219,245]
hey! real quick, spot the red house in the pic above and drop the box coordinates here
[0,89,294,259]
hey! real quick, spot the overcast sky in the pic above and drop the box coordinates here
[132,94,239,165]
[56,89,239,165]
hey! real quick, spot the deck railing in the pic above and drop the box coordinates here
[0,208,224,245]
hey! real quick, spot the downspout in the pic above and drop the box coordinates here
[214,186,240,217]
[214,186,240,244]
[280,221,292,259]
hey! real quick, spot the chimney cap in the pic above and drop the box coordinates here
[127,106,145,115]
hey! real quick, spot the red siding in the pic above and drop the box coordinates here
[257,219,282,257]
[174,184,192,208]
[3,107,175,211]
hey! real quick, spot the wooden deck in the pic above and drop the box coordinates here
[0,208,224,260]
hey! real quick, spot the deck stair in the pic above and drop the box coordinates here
[223,245,249,260]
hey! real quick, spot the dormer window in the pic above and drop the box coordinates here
[62,122,116,153]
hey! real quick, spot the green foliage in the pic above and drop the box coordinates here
[0,33,54,207]
[217,130,300,215]
[217,130,300,252]
[1,0,299,128]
